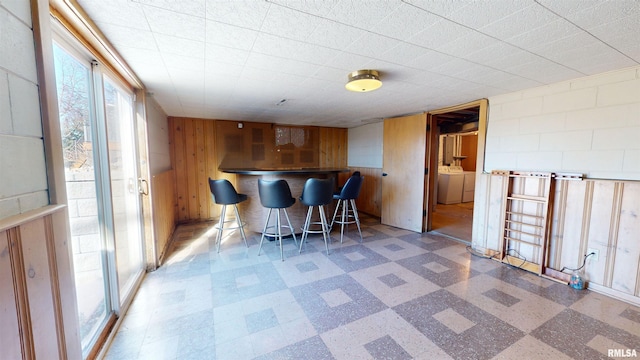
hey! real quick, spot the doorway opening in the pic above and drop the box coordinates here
[430,106,480,242]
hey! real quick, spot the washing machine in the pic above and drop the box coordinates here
[437,166,464,204]
[462,171,475,202]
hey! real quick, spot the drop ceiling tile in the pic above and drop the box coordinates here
[478,3,559,40]
[587,14,640,45]
[464,42,534,69]
[161,53,205,71]
[374,2,440,40]
[205,20,258,50]
[131,0,205,17]
[77,0,149,30]
[345,32,401,58]
[430,57,479,77]
[243,53,320,78]
[205,0,271,30]
[306,21,368,50]
[435,31,500,58]
[404,50,457,71]
[550,0,640,30]
[534,0,606,18]
[155,34,205,58]
[506,18,582,50]
[378,42,434,65]
[251,33,340,65]
[261,4,325,42]
[402,0,470,19]
[323,52,375,72]
[94,22,157,50]
[205,61,244,77]
[266,0,340,17]
[204,44,249,66]
[408,19,474,50]
[505,58,583,84]
[441,0,530,29]
[142,5,205,41]
[326,0,402,31]
[530,32,600,64]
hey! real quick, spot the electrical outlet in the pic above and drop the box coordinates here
[587,248,599,261]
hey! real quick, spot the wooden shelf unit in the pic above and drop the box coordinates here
[495,171,554,276]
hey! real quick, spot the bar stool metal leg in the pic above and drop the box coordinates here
[258,208,273,256]
[216,205,227,253]
[233,204,248,248]
[350,199,363,242]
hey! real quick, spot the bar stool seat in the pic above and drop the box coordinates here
[208,178,248,252]
[298,178,334,255]
[331,174,364,243]
[257,179,298,261]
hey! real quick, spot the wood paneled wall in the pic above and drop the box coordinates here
[0,206,82,360]
[169,117,348,223]
[319,127,348,167]
[344,166,382,217]
[473,172,640,305]
[151,170,176,265]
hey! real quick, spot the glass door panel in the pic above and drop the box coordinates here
[103,78,144,302]
[52,43,109,351]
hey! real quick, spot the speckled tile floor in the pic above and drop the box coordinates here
[104,214,640,360]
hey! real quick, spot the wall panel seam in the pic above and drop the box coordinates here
[605,182,623,287]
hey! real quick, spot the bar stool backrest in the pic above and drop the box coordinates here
[258,179,295,209]
[338,175,364,200]
[209,178,243,205]
[300,178,334,206]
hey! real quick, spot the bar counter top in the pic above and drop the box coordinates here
[220,167,349,175]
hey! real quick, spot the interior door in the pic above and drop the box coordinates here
[381,113,427,232]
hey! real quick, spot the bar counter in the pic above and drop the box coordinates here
[220,168,350,234]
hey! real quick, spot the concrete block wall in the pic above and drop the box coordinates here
[66,170,101,272]
[486,66,640,180]
[0,1,49,219]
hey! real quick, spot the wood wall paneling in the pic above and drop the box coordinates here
[50,209,82,360]
[0,230,23,360]
[610,182,640,295]
[476,172,640,304]
[319,127,348,168]
[20,217,62,359]
[170,117,349,223]
[152,170,177,265]
[345,167,382,217]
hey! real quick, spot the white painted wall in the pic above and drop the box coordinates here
[485,66,640,180]
[348,121,383,168]
[0,1,49,219]
[145,96,170,175]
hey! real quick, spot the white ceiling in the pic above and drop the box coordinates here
[75,0,640,128]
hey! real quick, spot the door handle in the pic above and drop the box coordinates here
[138,178,149,195]
[382,173,388,177]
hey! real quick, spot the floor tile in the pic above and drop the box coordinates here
[104,214,640,360]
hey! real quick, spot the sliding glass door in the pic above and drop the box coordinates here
[52,35,145,357]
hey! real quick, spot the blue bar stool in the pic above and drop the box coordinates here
[208,178,248,253]
[298,178,334,255]
[331,174,364,243]
[257,179,298,261]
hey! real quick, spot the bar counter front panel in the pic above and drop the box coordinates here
[221,168,350,234]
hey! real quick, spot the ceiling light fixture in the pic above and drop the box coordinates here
[345,69,382,92]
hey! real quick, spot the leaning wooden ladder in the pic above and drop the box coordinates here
[494,170,554,275]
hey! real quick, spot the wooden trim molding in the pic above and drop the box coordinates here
[0,205,66,233]
[44,216,67,360]
[7,227,35,360]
